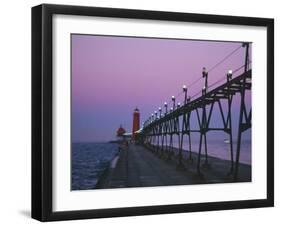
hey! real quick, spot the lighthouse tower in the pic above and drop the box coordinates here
[132,107,140,141]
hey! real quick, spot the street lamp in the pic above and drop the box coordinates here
[164,102,168,114]
[154,111,158,121]
[183,85,188,104]
[177,102,181,108]
[171,95,176,109]
[227,69,233,82]
[202,67,208,92]
[158,107,162,118]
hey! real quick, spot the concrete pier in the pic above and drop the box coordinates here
[96,144,251,189]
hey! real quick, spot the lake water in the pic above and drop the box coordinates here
[71,142,119,190]
[181,139,251,164]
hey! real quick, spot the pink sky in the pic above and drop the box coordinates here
[71,34,251,142]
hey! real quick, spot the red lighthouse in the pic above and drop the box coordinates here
[116,125,126,137]
[132,107,140,141]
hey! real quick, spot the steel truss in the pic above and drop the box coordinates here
[140,44,251,180]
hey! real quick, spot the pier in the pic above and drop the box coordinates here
[139,42,252,182]
[96,143,251,189]
[97,42,252,189]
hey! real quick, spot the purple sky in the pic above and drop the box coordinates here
[72,34,251,142]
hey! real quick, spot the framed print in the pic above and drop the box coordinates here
[31,4,274,221]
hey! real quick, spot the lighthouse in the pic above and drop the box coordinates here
[116,125,126,137]
[132,107,140,141]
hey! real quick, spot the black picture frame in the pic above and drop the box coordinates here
[32,3,274,222]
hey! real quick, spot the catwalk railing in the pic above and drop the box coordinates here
[138,43,251,181]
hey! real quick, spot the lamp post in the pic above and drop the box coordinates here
[227,69,233,83]
[183,85,188,104]
[171,95,176,110]
[177,102,181,108]
[164,102,168,115]
[242,42,250,72]
[158,107,162,118]
[202,67,208,92]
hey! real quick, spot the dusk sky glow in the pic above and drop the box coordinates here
[71,34,251,142]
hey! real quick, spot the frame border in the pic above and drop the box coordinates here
[31,4,274,221]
